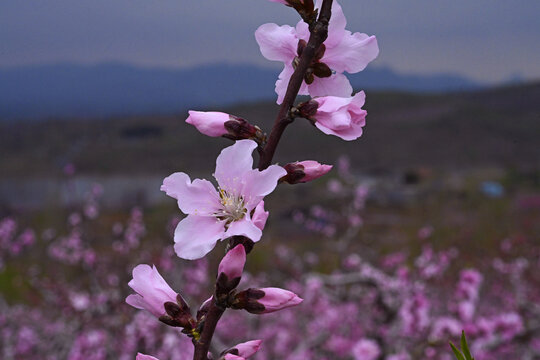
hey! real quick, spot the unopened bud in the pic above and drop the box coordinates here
[223,355,244,360]
[221,340,262,359]
[282,161,332,184]
[186,111,264,142]
[158,295,195,329]
[216,244,246,296]
[196,296,213,321]
[232,287,303,314]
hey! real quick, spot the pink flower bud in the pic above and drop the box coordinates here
[186,111,261,140]
[186,111,229,137]
[136,353,159,360]
[233,340,262,358]
[313,91,367,141]
[197,296,213,320]
[257,287,303,313]
[224,355,244,360]
[125,264,178,318]
[216,245,246,295]
[218,244,246,281]
[233,287,303,314]
[283,160,332,184]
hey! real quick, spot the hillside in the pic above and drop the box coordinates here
[1,82,539,181]
[0,63,481,120]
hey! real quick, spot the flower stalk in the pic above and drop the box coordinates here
[192,1,334,359]
[258,0,334,171]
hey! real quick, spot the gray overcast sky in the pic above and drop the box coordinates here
[1,0,539,83]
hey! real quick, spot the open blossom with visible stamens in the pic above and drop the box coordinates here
[255,0,378,103]
[161,140,286,260]
[125,264,178,318]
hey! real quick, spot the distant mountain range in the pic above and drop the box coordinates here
[0,63,484,120]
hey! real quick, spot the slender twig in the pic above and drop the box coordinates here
[258,0,333,170]
[192,2,333,359]
[192,298,224,360]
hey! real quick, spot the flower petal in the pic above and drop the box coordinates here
[275,65,309,105]
[214,140,258,192]
[316,95,354,113]
[324,32,379,73]
[348,90,367,113]
[161,172,220,215]
[308,73,353,98]
[235,339,263,358]
[128,264,177,301]
[255,23,298,63]
[137,353,160,360]
[174,215,225,260]
[314,0,347,47]
[224,217,263,243]
[252,201,269,231]
[315,110,366,141]
[125,294,145,310]
[241,165,287,209]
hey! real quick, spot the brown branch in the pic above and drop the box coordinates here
[192,1,334,359]
[258,0,333,170]
[192,297,224,360]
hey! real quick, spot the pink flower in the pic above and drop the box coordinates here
[283,160,333,183]
[218,244,247,281]
[430,317,462,341]
[225,340,262,359]
[234,340,263,357]
[312,91,367,141]
[186,111,261,140]
[161,140,286,260]
[234,287,303,314]
[186,111,229,137]
[136,354,159,360]
[224,355,244,360]
[258,287,303,313]
[352,339,381,360]
[125,264,178,318]
[255,0,378,103]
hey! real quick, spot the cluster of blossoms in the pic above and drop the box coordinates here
[1,155,540,359]
[125,0,380,358]
[5,0,538,359]
[0,218,35,270]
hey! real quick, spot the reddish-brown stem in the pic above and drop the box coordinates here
[192,1,333,359]
[192,297,224,360]
[258,0,333,170]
